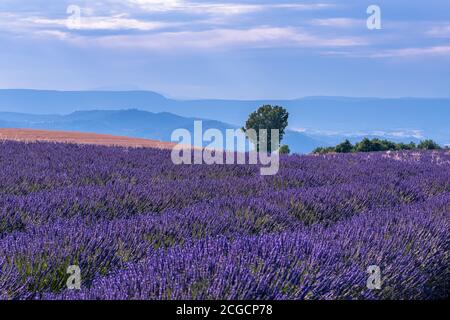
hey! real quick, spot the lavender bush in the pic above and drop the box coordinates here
[0,141,448,300]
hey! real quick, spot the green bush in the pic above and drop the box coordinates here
[279,145,290,154]
[417,140,441,150]
[313,138,441,154]
[335,140,354,153]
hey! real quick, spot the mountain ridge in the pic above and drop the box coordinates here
[0,89,448,149]
[0,109,329,153]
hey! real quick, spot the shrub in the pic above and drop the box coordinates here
[417,140,441,150]
[279,145,290,154]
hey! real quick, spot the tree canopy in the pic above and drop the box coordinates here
[243,105,289,153]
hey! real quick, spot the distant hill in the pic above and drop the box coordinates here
[0,109,328,153]
[0,90,168,114]
[0,109,230,142]
[0,89,448,148]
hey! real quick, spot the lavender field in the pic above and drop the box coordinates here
[0,141,448,300]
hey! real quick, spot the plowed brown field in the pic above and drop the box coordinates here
[0,128,177,149]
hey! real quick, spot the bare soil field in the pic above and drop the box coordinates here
[0,128,177,149]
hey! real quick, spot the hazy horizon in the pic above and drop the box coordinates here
[1,88,450,101]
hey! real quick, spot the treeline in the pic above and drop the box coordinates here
[313,138,443,154]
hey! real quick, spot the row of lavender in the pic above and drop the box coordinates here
[0,141,449,299]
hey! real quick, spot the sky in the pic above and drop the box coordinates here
[1,0,450,99]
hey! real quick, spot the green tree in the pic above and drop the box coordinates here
[242,105,289,153]
[369,139,386,152]
[335,140,354,153]
[417,139,441,150]
[379,139,397,151]
[312,147,324,154]
[313,146,335,154]
[355,138,374,152]
[279,145,290,154]
[396,142,416,150]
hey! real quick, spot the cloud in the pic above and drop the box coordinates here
[4,0,447,60]
[0,2,366,52]
[369,130,424,139]
[323,46,450,59]
[427,23,450,38]
[389,130,424,139]
[0,1,335,37]
[298,128,425,139]
[310,18,363,28]
[35,30,71,40]
[369,46,450,58]
[71,26,367,51]
[123,1,332,15]
[27,14,176,31]
[0,6,367,51]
